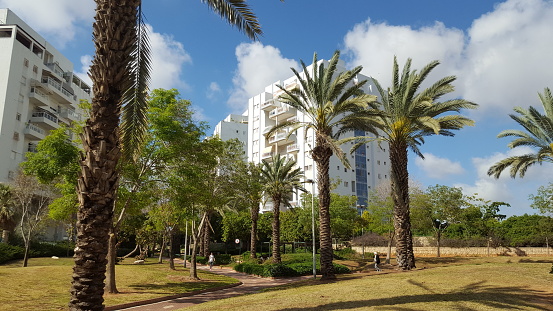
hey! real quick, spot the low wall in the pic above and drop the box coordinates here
[351,246,553,257]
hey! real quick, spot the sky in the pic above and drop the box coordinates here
[2,0,553,217]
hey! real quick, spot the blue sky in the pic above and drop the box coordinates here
[3,0,553,216]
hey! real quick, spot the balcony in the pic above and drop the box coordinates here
[41,76,77,103]
[24,123,46,140]
[268,131,296,145]
[287,143,300,153]
[269,106,295,119]
[31,110,59,129]
[28,87,51,107]
[59,108,81,122]
[261,99,279,111]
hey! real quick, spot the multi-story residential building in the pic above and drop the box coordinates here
[0,9,91,185]
[219,59,390,213]
[213,113,248,156]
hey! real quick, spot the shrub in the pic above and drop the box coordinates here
[0,244,24,264]
[233,259,351,277]
[334,247,357,260]
[28,241,74,258]
[333,263,351,274]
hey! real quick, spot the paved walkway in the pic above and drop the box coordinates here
[110,262,314,311]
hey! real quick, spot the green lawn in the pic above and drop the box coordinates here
[0,257,238,311]
[180,257,553,311]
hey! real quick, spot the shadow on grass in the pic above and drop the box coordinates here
[518,258,553,264]
[278,281,552,311]
[125,281,230,295]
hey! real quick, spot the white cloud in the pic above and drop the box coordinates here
[0,0,94,47]
[228,42,299,113]
[206,82,221,100]
[147,25,192,91]
[462,0,553,116]
[343,0,553,119]
[343,20,465,91]
[415,153,465,179]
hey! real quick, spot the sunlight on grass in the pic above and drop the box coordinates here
[0,257,238,311]
[180,257,553,311]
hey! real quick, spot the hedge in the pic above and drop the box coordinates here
[234,261,351,277]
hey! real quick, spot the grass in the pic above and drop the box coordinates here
[179,256,553,311]
[0,257,238,311]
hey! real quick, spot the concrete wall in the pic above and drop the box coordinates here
[352,246,553,257]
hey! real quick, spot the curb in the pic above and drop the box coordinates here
[104,281,243,311]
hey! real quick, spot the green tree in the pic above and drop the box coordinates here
[70,1,261,309]
[269,50,377,278]
[529,182,553,216]
[488,88,553,178]
[11,172,53,267]
[358,57,477,270]
[425,185,465,257]
[499,214,553,247]
[0,184,16,244]
[261,154,305,263]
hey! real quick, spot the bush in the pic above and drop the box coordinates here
[334,247,357,260]
[28,241,74,258]
[233,257,351,277]
[0,244,25,264]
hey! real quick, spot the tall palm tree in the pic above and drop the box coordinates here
[261,154,305,263]
[69,1,262,310]
[488,88,553,178]
[356,56,477,270]
[268,50,377,278]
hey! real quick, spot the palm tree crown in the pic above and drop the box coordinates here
[488,88,553,178]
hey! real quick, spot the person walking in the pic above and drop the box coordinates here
[208,253,215,270]
[374,252,382,271]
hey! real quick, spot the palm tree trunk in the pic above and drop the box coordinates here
[389,141,416,270]
[2,229,10,244]
[69,1,139,310]
[250,202,259,259]
[271,196,282,263]
[313,139,334,279]
[105,232,118,293]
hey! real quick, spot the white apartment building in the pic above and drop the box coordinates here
[0,9,91,184]
[220,58,390,213]
[213,113,248,155]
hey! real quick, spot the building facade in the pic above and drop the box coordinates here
[219,59,390,213]
[0,9,91,184]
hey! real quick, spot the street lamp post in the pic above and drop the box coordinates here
[304,179,317,279]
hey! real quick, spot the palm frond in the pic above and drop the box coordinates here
[120,5,151,163]
[202,0,262,40]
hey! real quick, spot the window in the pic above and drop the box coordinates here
[384,161,387,165]
[352,181,356,192]
[344,168,347,172]
[33,65,38,74]
[13,132,19,141]
[23,58,29,67]
[377,160,381,165]
[16,113,21,121]
[344,181,349,187]
[7,171,15,180]
[337,166,340,170]
[0,29,12,38]
[378,174,382,179]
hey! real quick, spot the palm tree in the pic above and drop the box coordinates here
[261,154,305,263]
[232,161,264,258]
[69,1,262,310]
[0,184,16,244]
[268,50,377,278]
[357,56,477,270]
[488,88,553,178]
